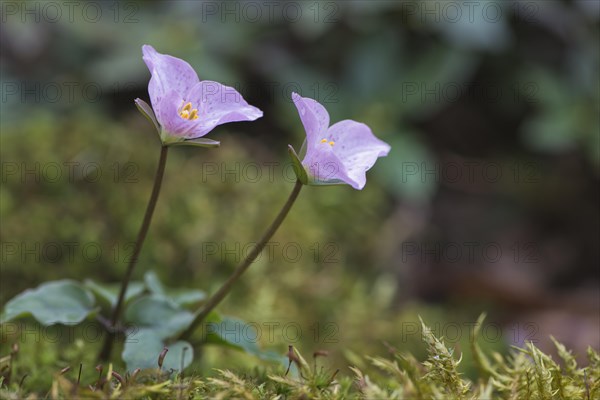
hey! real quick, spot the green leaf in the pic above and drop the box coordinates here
[84,279,145,308]
[165,289,206,308]
[1,280,97,325]
[122,328,193,372]
[144,271,205,307]
[122,277,198,371]
[167,137,220,148]
[205,316,285,363]
[134,98,160,134]
[124,294,194,340]
[144,271,165,295]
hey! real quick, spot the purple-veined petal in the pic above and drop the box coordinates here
[142,45,199,118]
[326,120,391,189]
[177,81,262,138]
[155,90,194,139]
[302,143,359,188]
[290,93,390,189]
[291,92,330,149]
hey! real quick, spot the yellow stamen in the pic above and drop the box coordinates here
[329,141,335,146]
[179,101,200,120]
[321,138,328,143]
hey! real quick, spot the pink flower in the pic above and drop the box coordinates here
[136,45,262,144]
[290,93,390,190]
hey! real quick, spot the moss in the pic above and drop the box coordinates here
[1,317,596,399]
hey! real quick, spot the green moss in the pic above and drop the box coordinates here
[1,317,596,399]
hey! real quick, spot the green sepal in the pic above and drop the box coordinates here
[307,177,347,186]
[287,144,308,185]
[167,137,221,148]
[134,98,160,134]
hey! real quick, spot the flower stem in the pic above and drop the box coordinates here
[98,145,169,361]
[179,179,303,341]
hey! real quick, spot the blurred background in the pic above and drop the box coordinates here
[1,0,598,379]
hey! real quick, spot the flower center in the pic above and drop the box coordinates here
[179,101,199,120]
[320,138,335,147]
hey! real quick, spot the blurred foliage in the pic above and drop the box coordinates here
[1,0,599,394]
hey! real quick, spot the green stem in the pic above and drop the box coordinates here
[98,145,169,361]
[179,179,303,341]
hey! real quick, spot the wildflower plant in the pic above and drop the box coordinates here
[0,46,390,372]
[4,47,593,400]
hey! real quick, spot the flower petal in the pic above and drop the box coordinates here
[291,92,330,148]
[142,45,199,118]
[179,81,263,138]
[155,90,193,139]
[326,120,391,190]
[302,143,358,188]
